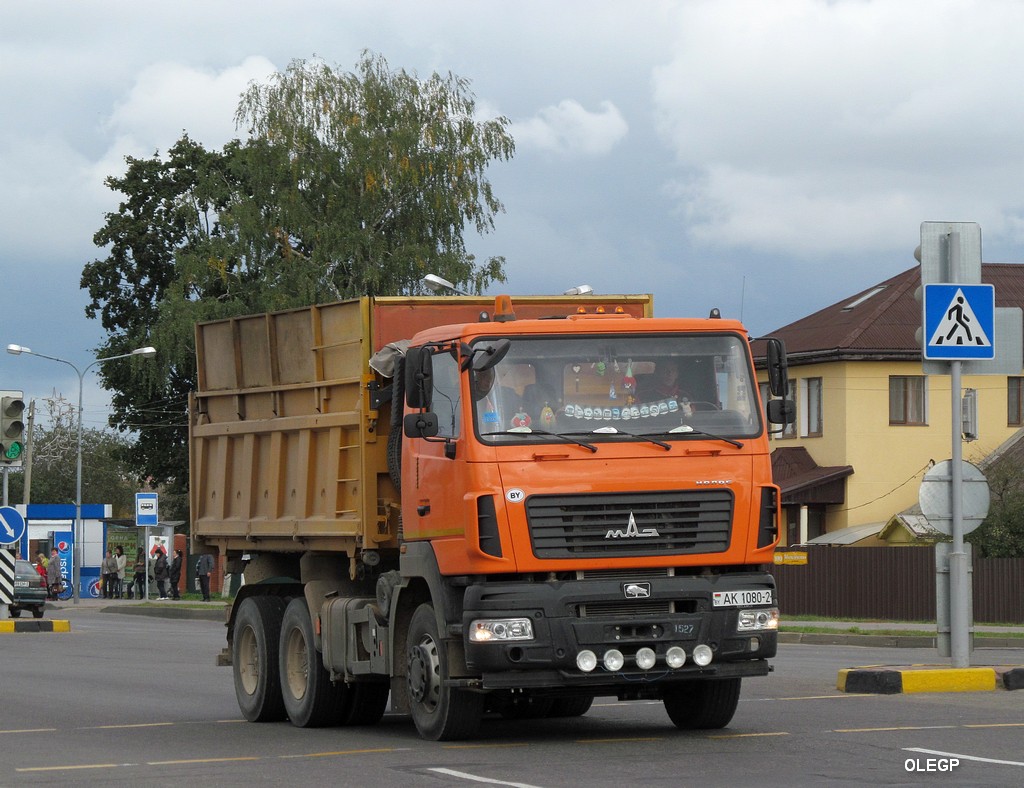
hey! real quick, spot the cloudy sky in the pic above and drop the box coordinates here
[4,0,1024,428]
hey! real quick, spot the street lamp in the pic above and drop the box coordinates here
[422,274,471,296]
[6,343,157,603]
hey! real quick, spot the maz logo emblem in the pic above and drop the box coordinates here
[605,512,660,539]
[623,582,652,599]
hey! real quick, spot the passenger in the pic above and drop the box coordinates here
[152,547,170,600]
[169,549,183,600]
[46,547,63,599]
[101,549,118,599]
[129,548,146,599]
[196,552,215,602]
[114,545,126,599]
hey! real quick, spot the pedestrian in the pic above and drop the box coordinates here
[130,548,146,600]
[46,547,63,599]
[169,549,183,600]
[153,547,170,599]
[114,545,127,599]
[101,549,118,599]
[196,552,215,602]
[34,553,48,580]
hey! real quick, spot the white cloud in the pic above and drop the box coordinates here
[99,56,277,172]
[652,0,1024,257]
[511,99,628,156]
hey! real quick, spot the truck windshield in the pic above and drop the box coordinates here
[471,333,762,444]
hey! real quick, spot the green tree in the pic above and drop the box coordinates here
[81,52,514,503]
[968,460,1024,558]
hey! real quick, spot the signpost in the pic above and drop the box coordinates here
[916,221,1021,669]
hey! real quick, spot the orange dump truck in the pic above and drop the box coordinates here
[190,293,793,740]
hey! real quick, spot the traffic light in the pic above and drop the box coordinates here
[0,391,25,466]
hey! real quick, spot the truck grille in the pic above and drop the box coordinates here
[526,490,733,559]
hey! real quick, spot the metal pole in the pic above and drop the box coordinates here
[949,364,970,667]
[73,366,85,605]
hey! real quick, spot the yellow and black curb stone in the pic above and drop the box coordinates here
[0,619,71,633]
[838,666,1024,694]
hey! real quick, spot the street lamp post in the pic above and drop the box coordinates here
[6,344,156,603]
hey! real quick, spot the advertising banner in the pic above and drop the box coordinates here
[53,530,74,601]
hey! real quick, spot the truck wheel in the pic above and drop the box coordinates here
[663,678,741,730]
[345,682,390,725]
[280,597,351,727]
[233,596,287,722]
[547,695,594,718]
[406,603,484,741]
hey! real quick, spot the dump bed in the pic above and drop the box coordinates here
[189,294,653,558]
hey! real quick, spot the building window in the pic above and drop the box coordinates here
[800,377,823,437]
[780,380,797,438]
[1009,377,1024,426]
[889,375,926,425]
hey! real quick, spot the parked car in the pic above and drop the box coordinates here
[10,559,47,618]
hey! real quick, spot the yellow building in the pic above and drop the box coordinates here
[761,264,1024,546]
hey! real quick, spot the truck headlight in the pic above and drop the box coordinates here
[737,607,779,632]
[469,617,535,642]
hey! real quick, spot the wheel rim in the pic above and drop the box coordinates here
[237,624,260,695]
[283,626,309,700]
[407,633,441,712]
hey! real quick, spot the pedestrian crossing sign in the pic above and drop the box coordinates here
[923,283,995,360]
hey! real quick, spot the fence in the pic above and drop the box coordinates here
[772,546,1024,623]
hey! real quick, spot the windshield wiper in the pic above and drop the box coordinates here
[484,429,598,453]
[664,425,744,449]
[571,427,671,451]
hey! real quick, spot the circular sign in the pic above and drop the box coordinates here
[919,460,990,536]
[0,505,26,544]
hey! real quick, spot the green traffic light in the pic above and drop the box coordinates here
[3,441,22,461]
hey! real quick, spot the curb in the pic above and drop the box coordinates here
[100,605,225,622]
[779,632,1023,649]
[0,619,71,633]
[838,666,1024,694]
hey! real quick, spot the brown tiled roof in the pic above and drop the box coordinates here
[771,447,853,496]
[758,263,1024,365]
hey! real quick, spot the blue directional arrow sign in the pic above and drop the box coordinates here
[923,283,995,360]
[0,505,26,544]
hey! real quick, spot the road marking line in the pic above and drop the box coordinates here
[427,767,545,787]
[443,743,530,749]
[964,723,1024,729]
[279,748,401,759]
[16,764,119,773]
[905,747,1024,767]
[0,728,57,734]
[89,722,174,729]
[148,757,259,765]
[708,732,789,739]
[576,737,662,744]
[836,725,956,733]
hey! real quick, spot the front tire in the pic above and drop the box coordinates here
[406,603,483,741]
[663,678,741,730]
[233,596,287,722]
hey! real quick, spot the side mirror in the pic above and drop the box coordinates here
[471,338,511,372]
[767,398,796,425]
[405,347,434,409]
[404,412,440,439]
[765,338,789,398]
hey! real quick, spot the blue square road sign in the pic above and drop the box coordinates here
[923,283,995,361]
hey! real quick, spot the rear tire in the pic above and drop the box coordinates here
[31,606,45,619]
[279,597,351,727]
[406,603,483,740]
[233,596,287,722]
[548,695,594,718]
[8,607,21,618]
[345,681,390,725]
[663,678,741,730]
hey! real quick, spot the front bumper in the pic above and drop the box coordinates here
[462,571,776,691]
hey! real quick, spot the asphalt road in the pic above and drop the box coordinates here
[1,609,1022,787]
